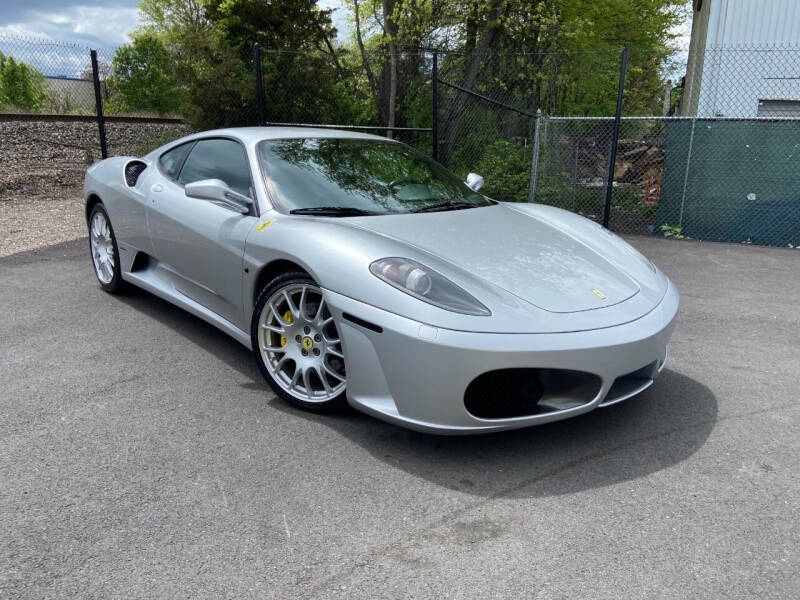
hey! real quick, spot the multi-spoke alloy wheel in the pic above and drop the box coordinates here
[88,204,122,292]
[252,273,347,410]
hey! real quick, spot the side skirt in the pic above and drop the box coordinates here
[122,260,252,350]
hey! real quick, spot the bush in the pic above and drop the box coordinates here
[0,52,47,111]
[107,35,185,116]
[469,137,532,203]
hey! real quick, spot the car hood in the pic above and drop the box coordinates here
[347,202,646,314]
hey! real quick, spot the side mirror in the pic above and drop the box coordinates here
[185,179,253,214]
[465,172,484,192]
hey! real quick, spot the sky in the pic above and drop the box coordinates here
[0,0,142,47]
[0,0,350,48]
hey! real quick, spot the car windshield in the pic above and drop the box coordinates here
[257,137,490,214]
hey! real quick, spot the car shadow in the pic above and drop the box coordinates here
[114,286,717,500]
[268,370,717,499]
[112,285,262,382]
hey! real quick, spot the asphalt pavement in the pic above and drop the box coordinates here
[1,236,798,599]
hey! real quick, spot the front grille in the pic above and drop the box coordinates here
[464,368,601,420]
[124,161,147,187]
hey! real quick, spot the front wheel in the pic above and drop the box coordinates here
[88,204,124,293]
[251,272,348,411]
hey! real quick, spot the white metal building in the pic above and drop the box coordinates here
[681,0,800,117]
[42,77,95,112]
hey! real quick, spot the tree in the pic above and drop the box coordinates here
[107,34,185,115]
[0,52,47,111]
[351,0,448,131]
[124,0,686,136]
[134,0,346,127]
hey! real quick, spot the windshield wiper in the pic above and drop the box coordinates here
[412,201,478,213]
[289,206,378,217]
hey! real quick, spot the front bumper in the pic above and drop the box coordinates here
[324,281,679,434]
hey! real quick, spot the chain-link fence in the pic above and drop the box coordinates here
[0,35,97,115]
[433,48,627,188]
[681,45,800,118]
[0,35,194,203]
[2,31,799,248]
[531,45,800,247]
[534,116,664,234]
[535,113,800,247]
[255,47,436,152]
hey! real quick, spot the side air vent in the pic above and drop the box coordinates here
[342,312,383,333]
[124,160,147,187]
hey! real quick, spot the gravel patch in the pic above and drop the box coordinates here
[0,117,190,257]
[0,196,86,257]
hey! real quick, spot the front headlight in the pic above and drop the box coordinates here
[369,257,491,316]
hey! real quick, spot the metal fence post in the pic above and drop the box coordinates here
[602,45,628,228]
[90,49,108,160]
[431,51,438,161]
[663,79,672,116]
[253,43,266,126]
[678,117,697,228]
[571,134,579,208]
[527,109,543,203]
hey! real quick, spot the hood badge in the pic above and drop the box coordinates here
[592,289,607,300]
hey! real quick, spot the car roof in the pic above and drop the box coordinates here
[187,126,398,144]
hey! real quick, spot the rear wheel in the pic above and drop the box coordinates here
[251,272,347,411]
[88,204,123,293]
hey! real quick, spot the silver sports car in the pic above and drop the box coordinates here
[84,127,678,434]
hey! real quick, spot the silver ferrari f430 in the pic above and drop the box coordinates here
[84,127,678,434]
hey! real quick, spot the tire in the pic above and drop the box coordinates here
[88,203,124,293]
[251,271,348,412]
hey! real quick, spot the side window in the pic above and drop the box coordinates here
[177,138,253,198]
[158,142,193,180]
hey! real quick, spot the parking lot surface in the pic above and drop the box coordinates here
[1,236,799,599]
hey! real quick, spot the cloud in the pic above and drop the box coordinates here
[0,1,141,47]
[0,1,141,76]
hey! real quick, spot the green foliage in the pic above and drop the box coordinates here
[0,51,47,111]
[107,34,186,115]
[120,0,686,135]
[536,182,653,224]
[470,138,532,203]
[659,223,687,239]
[260,50,363,125]
[131,0,343,128]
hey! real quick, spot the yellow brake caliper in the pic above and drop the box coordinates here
[280,310,294,347]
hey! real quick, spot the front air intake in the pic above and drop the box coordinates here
[464,368,601,419]
[124,161,147,187]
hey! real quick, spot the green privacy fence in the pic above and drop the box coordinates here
[657,118,800,247]
[535,115,800,247]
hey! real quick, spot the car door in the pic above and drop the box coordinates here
[147,137,258,330]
